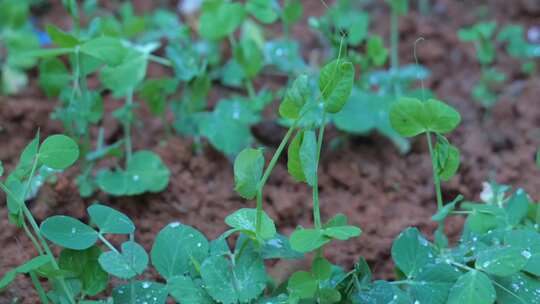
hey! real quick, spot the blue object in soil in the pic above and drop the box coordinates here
[31,17,51,46]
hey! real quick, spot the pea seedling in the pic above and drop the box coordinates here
[0,0,41,95]
[458,21,507,108]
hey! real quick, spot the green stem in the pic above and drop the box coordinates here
[98,234,120,254]
[246,79,256,100]
[30,271,50,304]
[124,89,134,167]
[312,113,327,230]
[23,220,44,255]
[426,131,443,211]
[20,158,75,303]
[255,122,298,235]
[148,54,172,67]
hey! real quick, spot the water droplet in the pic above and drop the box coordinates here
[142,282,151,289]
[169,221,181,228]
[133,175,140,181]
[71,227,76,234]
[521,250,532,259]
[197,242,202,247]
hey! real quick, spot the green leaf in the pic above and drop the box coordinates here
[386,0,408,15]
[288,271,318,299]
[138,78,178,115]
[225,208,276,240]
[100,51,148,96]
[389,98,461,137]
[312,257,332,280]
[431,195,463,222]
[38,57,71,98]
[435,136,460,181]
[287,131,307,182]
[96,151,170,196]
[38,135,79,170]
[505,189,530,226]
[113,281,167,304]
[408,263,461,304]
[261,234,303,259]
[354,280,411,303]
[87,204,135,234]
[322,225,362,240]
[45,25,79,48]
[299,130,317,186]
[505,229,540,276]
[290,228,330,253]
[476,246,528,276]
[41,215,98,250]
[233,148,265,199]
[199,2,246,40]
[319,59,355,113]
[447,270,496,304]
[80,36,127,66]
[279,74,311,120]
[391,227,435,277]
[168,276,213,304]
[0,255,49,290]
[319,288,341,304]
[494,272,540,304]
[282,0,303,25]
[59,246,108,296]
[234,37,264,79]
[246,0,278,23]
[99,241,148,279]
[166,45,206,82]
[151,223,209,280]
[201,252,266,304]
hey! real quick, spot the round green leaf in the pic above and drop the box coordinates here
[87,204,135,234]
[41,215,98,250]
[319,59,355,113]
[287,271,317,299]
[389,98,461,137]
[476,246,528,276]
[112,281,167,304]
[287,131,307,182]
[225,208,276,240]
[299,130,317,186]
[99,241,148,279]
[233,148,264,199]
[447,270,496,304]
[38,135,79,170]
[290,228,330,253]
[391,227,435,277]
[151,223,209,280]
[246,0,278,24]
[279,74,310,120]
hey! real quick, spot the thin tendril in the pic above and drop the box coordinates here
[413,37,426,102]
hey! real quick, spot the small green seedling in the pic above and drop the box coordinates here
[0,0,41,95]
[458,21,507,108]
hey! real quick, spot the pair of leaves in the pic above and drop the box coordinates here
[99,241,148,279]
[200,252,266,304]
[389,98,461,137]
[199,1,246,40]
[96,151,170,196]
[287,130,317,186]
[225,208,277,240]
[290,214,361,253]
[288,258,339,301]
